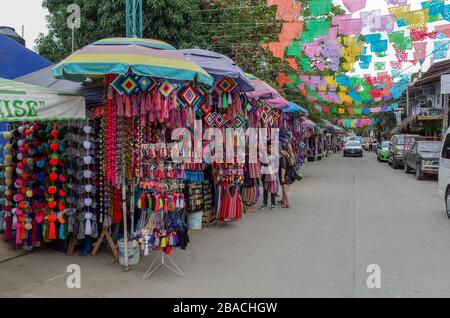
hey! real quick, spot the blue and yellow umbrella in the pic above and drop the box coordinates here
[52,38,214,86]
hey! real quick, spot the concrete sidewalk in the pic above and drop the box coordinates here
[0,153,449,297]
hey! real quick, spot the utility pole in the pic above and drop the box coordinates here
[125,0,143,38]
[443,94,449,138]
[406,88,409,118]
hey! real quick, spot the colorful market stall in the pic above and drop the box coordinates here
[180,49,258,218]
[281,101,310,167]
[0,77,86,251]
[52,37,215,274]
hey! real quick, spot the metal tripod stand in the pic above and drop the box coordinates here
[142,251,184,279]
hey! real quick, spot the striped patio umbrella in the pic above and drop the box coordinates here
[52,38,214,86]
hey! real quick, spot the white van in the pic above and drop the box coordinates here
[438,127,450,218]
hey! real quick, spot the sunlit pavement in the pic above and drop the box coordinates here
[1,151,450,297]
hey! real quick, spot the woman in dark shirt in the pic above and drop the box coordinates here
[279,145,294,208]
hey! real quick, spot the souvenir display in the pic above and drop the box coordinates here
[2,123,68,249]
[65,118,101,245]
[134,185,189,256]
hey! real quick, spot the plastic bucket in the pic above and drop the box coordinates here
[118,239,140,266]
[187,211,203,230]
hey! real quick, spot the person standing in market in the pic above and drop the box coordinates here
[260,142,278,210]
[279,144,295,208]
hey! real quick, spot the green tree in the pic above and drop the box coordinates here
[36,0,212,62]
[201,0,284,82]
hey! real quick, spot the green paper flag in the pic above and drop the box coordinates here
[300,57,312,71]
[388,31,412,50]
[374,62,386,70]
[308,0,332,16]
[287,40,302,57]
[300,31,316,44]
[308,19,331,37]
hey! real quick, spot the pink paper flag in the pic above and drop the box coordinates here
[371,15,395,32]
[413,42,427,52]
[435,24,450,38]
[304,44,322,58]
[360,10,381,27]
[338,18,363,35]
[342,0,367,13]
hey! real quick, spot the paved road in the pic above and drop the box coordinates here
[1,152,449,297]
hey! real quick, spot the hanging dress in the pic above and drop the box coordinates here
[218,185,243,222]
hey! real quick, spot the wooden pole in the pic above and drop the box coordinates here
[130,180,135,236]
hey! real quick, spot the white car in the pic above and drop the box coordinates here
[343,141,363,157]
[438,127,450,218]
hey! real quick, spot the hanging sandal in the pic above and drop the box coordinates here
[282,204,291,209]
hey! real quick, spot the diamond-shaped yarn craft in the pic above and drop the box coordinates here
[199,101,212,116]
[138,76,157,92]
[214,113,227,128]
[225,118,234,128]
[195,85,212,98]
[120,75,139,96]
[245,101,254,112]
[270,109,280,121]
[240,94,254,112]
[204,113,216,127]
[260,103,272,114]
[232,115,246,129]
[216,77,237,94]
[159,80,174,97]
[178,84,201,108]
[260,110,269,124]
[111,75,126,94]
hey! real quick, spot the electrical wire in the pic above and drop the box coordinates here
[192,4,268,12]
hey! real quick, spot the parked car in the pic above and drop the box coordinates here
[404,141,442,180]
[388,134,422,169]
[438,128,450,218]
[343,140,363,157]
[377,141,389,162]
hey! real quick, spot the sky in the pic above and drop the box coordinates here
[335,0,446,78]
[0,0,49,51]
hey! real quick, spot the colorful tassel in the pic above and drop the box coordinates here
[47,214,57,240]
[59,222,66,240]
[125,95,131,118]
